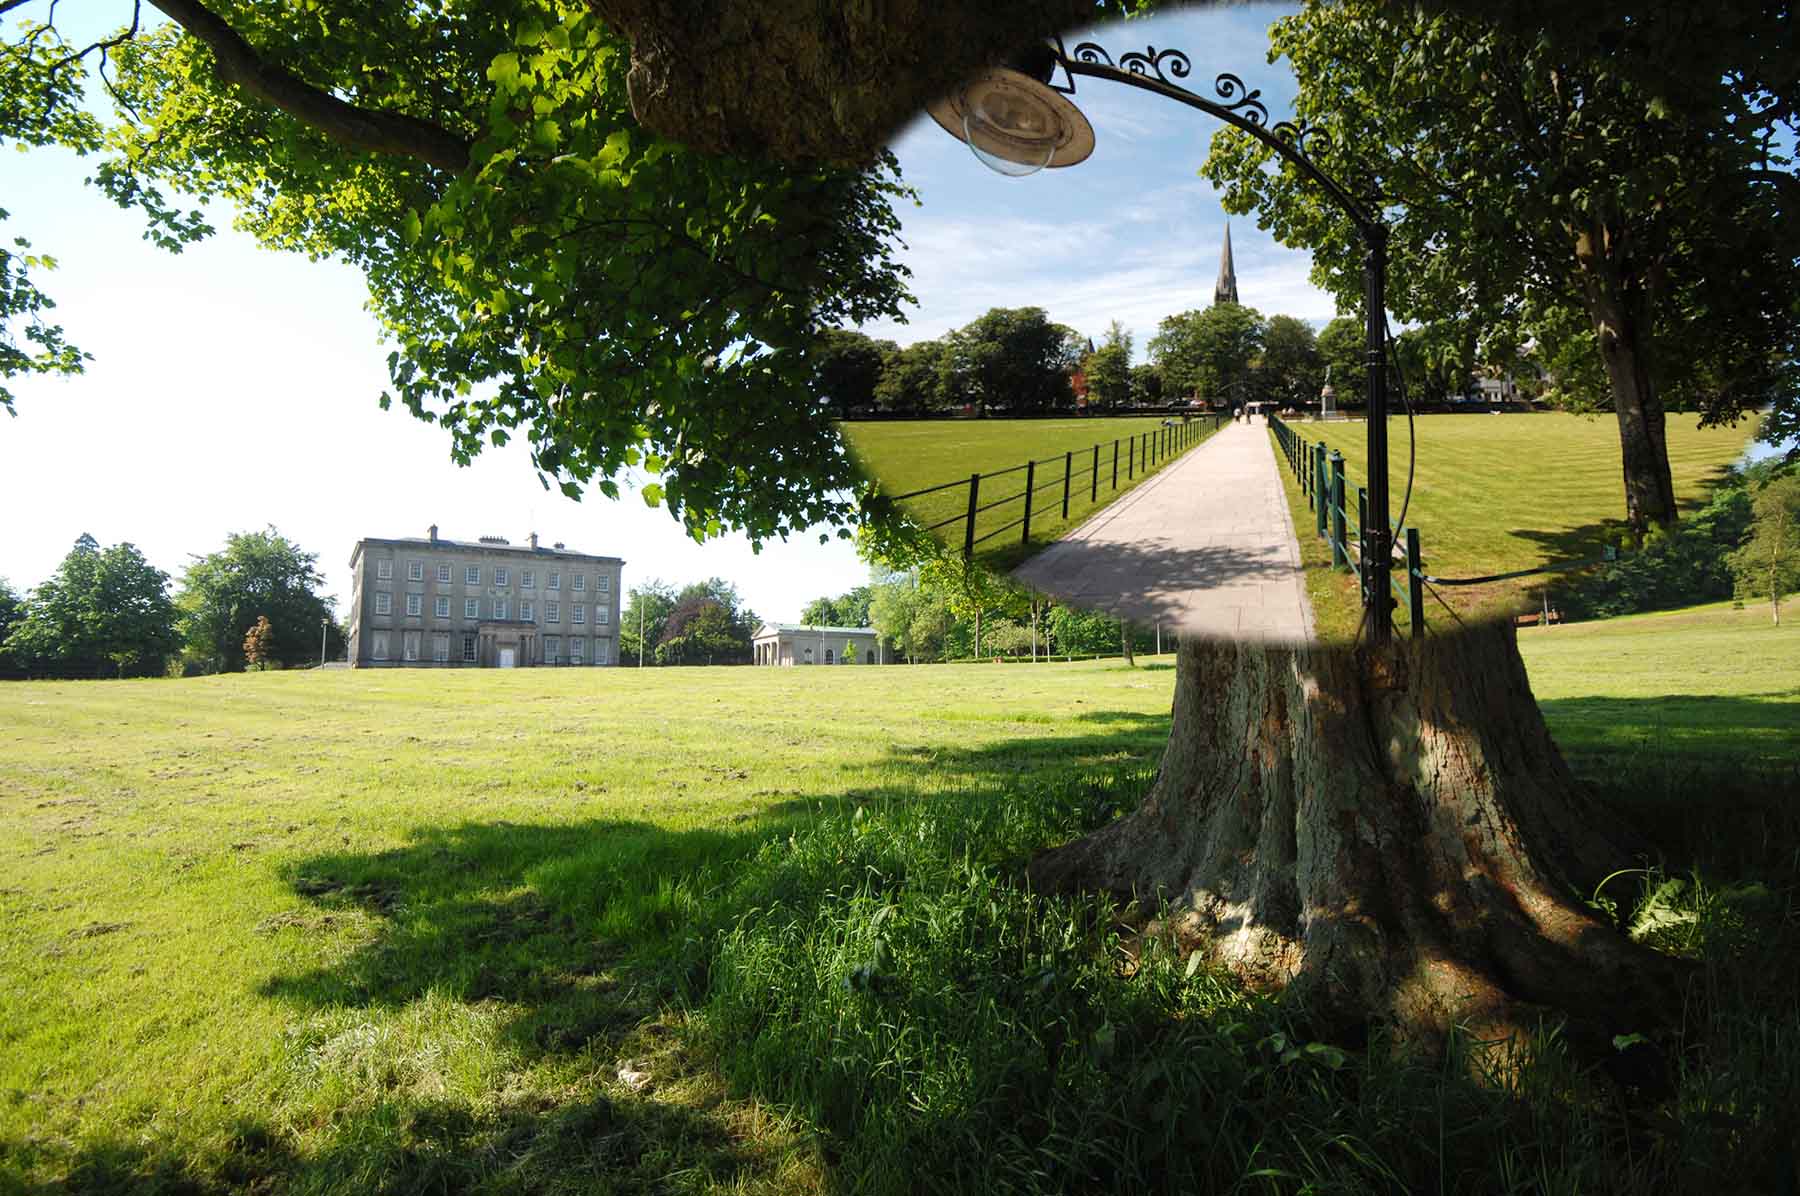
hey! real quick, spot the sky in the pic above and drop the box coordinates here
[0,2,1324,623]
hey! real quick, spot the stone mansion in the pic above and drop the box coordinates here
[347,527,622,667]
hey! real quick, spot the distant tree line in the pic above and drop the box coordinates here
[617,577,761,666]
[1,528,343,679]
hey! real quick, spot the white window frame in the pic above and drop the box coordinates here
[574,574,586,592]
[596,640,609,665]
[548,571,561,590]
[373,631,389,660]
[404,631,421,661]
[495,565,509,586]
[433,634,450,662]
[547,602,560,624]
[406,593,422,617]
[544,635,561,663]
[598,574,610,593]
[494,597,509,620]
[376,559,393,581]
[465,565,481,585]
[407,560,424,582]
[521,600,535,622]
[570,637,585,664]
[465,597,480,619]
[462,635,477,663]
[521,569,534,589]
[596,605,610,625]
[435,596,450,619]
[374,592,392,616]
[573,604,586,625]
[437,563,452,584]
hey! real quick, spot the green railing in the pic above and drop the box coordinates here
[1268,413,1619,633]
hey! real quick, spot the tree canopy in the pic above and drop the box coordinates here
[3,534,181,677]
[176,526,339,672]
[1201,0,1799,530]
[1149,303,1265,404]
[939,307,1084,416]
[3,0,913,545]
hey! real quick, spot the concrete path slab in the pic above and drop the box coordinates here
[1011,419,1314,643]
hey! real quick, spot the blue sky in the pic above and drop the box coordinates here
[0,2,1322,623]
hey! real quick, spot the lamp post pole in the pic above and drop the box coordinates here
[319,617,328,668]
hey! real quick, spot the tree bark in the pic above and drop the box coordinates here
[1120,620,1134,667]
[1574,229,1679,534]
[1030,623,1676,1056]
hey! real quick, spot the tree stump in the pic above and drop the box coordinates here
[1030,622,1677,1057]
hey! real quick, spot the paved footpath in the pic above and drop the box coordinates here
[1011,418,1314,642]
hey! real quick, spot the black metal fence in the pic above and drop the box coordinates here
[1269,413,1619,633]
[887,414,1225,560]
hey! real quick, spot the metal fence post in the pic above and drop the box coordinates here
[963,472,980,560]
[1357,486,1370,599]
[1127,435,1134,480]
[1061,451,1072,520]
[1112,440,1119,490]
[1022,459,1036,544]
[1091,444,1099,503]
[1330,451,1347,569]
[1406,527,1425,635]
[1315,446,1327,538]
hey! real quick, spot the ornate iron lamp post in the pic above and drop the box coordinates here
[928,39,1395,642]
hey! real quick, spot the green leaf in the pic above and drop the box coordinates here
[640,483,664,508]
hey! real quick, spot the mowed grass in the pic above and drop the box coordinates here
[842,416,1221,570]
[0,661,1179,1193]
[3,613,1796,1194]
[1271,412,1757,636]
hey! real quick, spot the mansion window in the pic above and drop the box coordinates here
[406,593,422,617]
[544,635,561,663]
[494,597,509,620]
[573,605,586,625]
[433,634,450,662]
[435,596,450,619]
[598,574,610,593]
[407,561,424,581]
[548,571,561,590]
[521,569,535,589]
[595,640,609,665]
[437,563,452,584]
[374,592,391,615]
[404,631,421,661]
[573,574,586,592]
[372,631,389,660]
[520,601,535,622]
[495,566,510,586]
[596,605,610,625]
[570,637,585,664]
[376,559,393,581]
[462,635,477,663]
[547,602,560,623]
[465,565,481,585]
[465,597,480,619]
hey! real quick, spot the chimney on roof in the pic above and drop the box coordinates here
[528,531,539,550]
[428,523,438,544]
[478,535,509,545]
[553,541,565,550]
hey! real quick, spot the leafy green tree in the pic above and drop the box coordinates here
[867,569,951,663]
[0,578,22,674]
[175,527,338,673]
[812,328,897,418]
[4,1,911,545]
[1081,321,1133,410]
[1730,474,1800,624]
[619,579,677,666]
[1313,316,1368,411]
[872,339,951,414]
[1256,315,1323,407]
[1148,304,1265,404]
[799,585,871,627]
[1128,362,1164,408]
[940,307,1083,415]
[800,596,842,626]
[656,597,745,665]
[242,615,276,670]
[1202,0,1800,531]
[5,535,181,678]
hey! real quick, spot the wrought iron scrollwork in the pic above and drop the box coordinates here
[1210,73,1268,126]
[1271,119,1331,159]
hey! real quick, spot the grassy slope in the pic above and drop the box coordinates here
[1270,413,1756,634]
[841,416,1220,570]
[3,604,1793,1191]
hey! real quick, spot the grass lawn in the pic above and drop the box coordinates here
[842,415,1221,570]
[3,616,1795,1193]
[1270,412,1757,635]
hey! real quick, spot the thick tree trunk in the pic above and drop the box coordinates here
[1120,620,1135,667]
[1030,623,1676,1056]
[1575,234,1679,535]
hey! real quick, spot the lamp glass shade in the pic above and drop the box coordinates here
[925,67,1095,176]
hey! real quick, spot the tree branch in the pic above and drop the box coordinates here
[147,0,472,173]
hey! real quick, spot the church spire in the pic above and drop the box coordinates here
[1214,221,1239,306]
